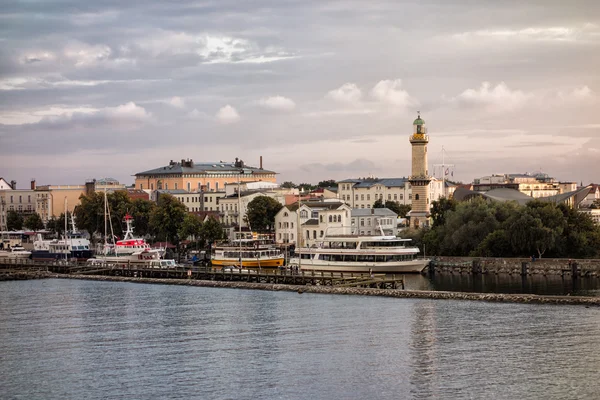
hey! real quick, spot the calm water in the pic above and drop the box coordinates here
[403,274,600,297]
[1,279,600,400]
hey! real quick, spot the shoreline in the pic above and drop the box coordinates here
[37,273,600,306]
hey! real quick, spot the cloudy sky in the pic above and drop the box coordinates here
[1,0,599,188]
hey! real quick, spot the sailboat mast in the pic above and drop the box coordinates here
[238,172,242,267]
[442,146,445,199]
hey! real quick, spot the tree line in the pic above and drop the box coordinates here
[403,198,600,259]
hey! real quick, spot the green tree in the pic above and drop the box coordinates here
[149,194,187,246]
[45,216,59,236]
[430,197,457,227]
[373,198,384,208]
[201,216,226,247]
[24,213,44,231]
[317,179,338,188]
[298,183,316,192]
[385,201,411,217]
[131,198,156,238]
[246,196,283,232]
[74,192,105,242]
[6,211,24,231]
[179,213,203,241]
[281,181,297,189]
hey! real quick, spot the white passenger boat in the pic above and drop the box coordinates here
[288,234,429,273]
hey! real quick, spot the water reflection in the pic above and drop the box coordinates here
[402,273,600,297]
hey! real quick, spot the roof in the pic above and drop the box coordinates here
[157,189,189,195]
[301,201,346,210]
[454,186,593,206]
[344,178,408,189]
[413,117,425,125]
[304,219,319,226]
[351,208,398,217]
[136,160,276,176]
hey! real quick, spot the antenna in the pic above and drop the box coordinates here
[432,146,455,198]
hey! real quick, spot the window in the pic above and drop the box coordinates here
[291,222,294,228]
[187,182,191,191]
[355,195,358,200]
[284,212,288,217]
[320,215,323,223]
[409,194,412,200]
[151,183,154,190]
[207,182,210,191]
[28,195,31,202]
[400,194,404,200]
[361,194,364,200]
[394,194,397,200]
[174,183,178,190]
[10,196,13,203]
[360,219,364,226]
[415,194,420,201]
[313,230,317,239]
[165,183,168,190]
[216,182,219,191]
[328,215,332,222]
[141,184,143,190]
[367,194,370,200]
[279,222,282,228]
[320,230,324,237]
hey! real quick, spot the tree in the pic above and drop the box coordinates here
[298,183,316,192]
[45,216,59,236]
[131,198,156,238]
[317,179,338,188]
[74,192,105,242]
[281,181,297,189]
[384,201,411,217]
[201,216,226,247]
[24,213,44,231]
[430,197,457,227]
[373,199,384,208]
[179,213,203,241]
[6,211,23,231]
[149,194,187,246]
[246,196,283,232]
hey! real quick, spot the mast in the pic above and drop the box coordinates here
[64,197,68,259]
[238,172,242,268]
[433,146,454,199]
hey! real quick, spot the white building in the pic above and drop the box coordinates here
[274,201,352,247]
[337,177,454,210]
[351,208,398,236]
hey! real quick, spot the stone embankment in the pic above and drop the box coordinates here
[430,256,600,277]
[53,274,600,306]
[0,270,52,281]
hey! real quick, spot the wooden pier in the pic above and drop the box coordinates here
[0,259,404,289]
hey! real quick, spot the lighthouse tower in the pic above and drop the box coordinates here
[408,112,431,228]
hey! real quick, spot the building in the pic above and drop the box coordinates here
[0,180,37,228]
[454,185,593,208]
[579,209,600,225]
[134,157,277,192]
[337,177,454,209]
[35,185,86,224]
[473,173,578,198]
[351,208,398,236]
[274,201,352,247]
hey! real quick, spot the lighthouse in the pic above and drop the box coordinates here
[407,112,431,228]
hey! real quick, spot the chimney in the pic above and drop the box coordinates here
[10,180,16,189]
[260,156,263,169]
[31,179,36,190]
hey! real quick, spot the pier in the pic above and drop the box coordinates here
[0,259,404,289]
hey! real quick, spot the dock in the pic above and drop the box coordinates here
[0,259,404,289]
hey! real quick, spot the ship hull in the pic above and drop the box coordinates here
[289,258,429,274]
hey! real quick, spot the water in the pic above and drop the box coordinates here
[1,279,600,400]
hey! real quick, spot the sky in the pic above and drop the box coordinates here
[1,0,600,188]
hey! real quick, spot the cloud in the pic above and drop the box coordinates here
[216,105,240,123]
[258,96,296,111]
[32,102,152,130]
[556,86,596,104]
[63,42,112,67]
[370,79,418,108]
[452,81,532,111]
[132,32,296,64]
[326,83,362,103]
[0,75,168,91]
[0,106,99,125]
[452,24,600,43]
[167,96,186,108]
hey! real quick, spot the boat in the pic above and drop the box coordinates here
[211,233,285,269]
[0,244,32,259]
[31,215,93,262]
[99,214,163,261]
[288,233,429,273]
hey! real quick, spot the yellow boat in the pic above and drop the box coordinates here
[211,236,285,268]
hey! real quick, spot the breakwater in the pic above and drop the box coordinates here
[52,273,600,306]
[430,256,600,277]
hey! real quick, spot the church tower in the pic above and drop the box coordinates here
[408,112,431,228]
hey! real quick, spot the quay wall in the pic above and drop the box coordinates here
[50,274,600,306]
[430,256,600,276]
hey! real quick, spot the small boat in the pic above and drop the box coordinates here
[288,233,429,274]
[0,244,32,259]
[212,234,285,269]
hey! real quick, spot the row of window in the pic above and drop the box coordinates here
[278,222,295,229]
[176,196,218,204]
[4,195,33,204]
